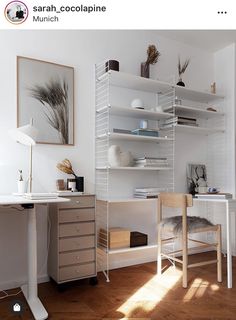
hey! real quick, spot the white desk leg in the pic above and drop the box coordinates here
[226,202,232,289]
[21,206,48,320]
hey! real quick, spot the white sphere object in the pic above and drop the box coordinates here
[131,98,143,108]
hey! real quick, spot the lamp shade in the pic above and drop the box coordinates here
[9,123,38,146]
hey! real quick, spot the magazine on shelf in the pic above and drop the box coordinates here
[195,193,232,199]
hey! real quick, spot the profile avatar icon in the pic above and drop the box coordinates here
[4,1,28,24]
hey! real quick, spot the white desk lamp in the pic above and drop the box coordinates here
[9,118,38,193]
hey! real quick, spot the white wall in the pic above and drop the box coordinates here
[0,30,216,289]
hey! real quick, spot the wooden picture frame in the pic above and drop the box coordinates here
[17,56,74,145]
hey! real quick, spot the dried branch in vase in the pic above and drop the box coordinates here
[141,44,161,78]
[177,56,190,87]
[57,159,76,176]
[145,45,161,66]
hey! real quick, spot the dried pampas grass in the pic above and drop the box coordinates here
[57,159,76,176]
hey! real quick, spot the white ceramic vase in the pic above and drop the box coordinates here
[17,180,26,194]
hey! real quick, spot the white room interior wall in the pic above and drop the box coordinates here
[0,30,217,289]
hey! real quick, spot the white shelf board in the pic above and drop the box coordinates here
[97,132,173,143]
[99,70,171,93]
[175,85,224,103]
[96,198,158,203]
[175,124,224,135]
[96,166,173,171]
[97,105,173,120]
[173,105,224,119]
[108,244,158,254]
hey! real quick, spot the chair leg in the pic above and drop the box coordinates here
[182,234,188,288]
[216,224,222,282]
[157,224,162,276]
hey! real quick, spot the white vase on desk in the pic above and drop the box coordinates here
[17,180,26,194]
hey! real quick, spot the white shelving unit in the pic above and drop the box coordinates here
[95,62,175,281]
[95,62,226,281]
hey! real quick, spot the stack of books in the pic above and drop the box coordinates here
[134,187,162,198]
[162,116,198,128]
[195,193,232,199]
[23,193,59,200]
[134,156,168,167]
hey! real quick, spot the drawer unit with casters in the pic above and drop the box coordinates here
[48,194,97,285]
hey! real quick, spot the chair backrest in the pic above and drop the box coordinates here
[158,192,193,223]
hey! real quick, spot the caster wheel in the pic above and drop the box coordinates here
[89,276,98,286]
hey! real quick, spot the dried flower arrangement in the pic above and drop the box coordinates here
[177,56,190,87]
[57,159,77,177]
[141,44,161,78]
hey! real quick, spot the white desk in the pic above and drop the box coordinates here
[0,195,70,320]
[193,198,236,289]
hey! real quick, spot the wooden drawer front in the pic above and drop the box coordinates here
[59,249,95,266]
[58,196,95,209]
[59,236,95,252]
[59,222,95,237]
[59,208,95,223]
[59,262,95,281]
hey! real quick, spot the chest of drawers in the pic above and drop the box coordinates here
[48,194,96,284]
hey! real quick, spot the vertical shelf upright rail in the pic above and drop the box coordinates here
[95,61,110,281]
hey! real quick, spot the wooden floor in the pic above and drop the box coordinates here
[1,252,236,319]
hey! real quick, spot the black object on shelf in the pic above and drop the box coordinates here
[130,231,148,247]
[75,176,84,192]
[105,60,119,72]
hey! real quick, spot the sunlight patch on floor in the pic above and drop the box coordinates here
[117,266,182,317]
[183,278,219,301]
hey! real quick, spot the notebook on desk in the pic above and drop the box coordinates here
[23,193,59,200]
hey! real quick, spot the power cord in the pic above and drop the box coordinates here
[0,289,22,300]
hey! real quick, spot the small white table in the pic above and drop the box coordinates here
[0,195,70,320]
[193,198,236,289]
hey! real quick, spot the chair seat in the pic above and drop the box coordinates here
[160,216,213,235]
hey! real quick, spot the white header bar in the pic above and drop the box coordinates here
[0,0,235,29]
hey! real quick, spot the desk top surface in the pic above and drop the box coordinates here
[0,195,70,205]
[193,198,236,203]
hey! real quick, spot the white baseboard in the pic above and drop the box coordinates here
[0,274,49,291]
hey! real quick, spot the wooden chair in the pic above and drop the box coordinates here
[157,192,222,288]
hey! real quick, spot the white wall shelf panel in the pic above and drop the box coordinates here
[96,132,173,143]
[97,105,173,120]
[175,85,224,103]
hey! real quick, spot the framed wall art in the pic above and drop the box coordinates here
[187,163,208,194]
[17,56,74,145]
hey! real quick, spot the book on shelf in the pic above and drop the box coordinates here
[113,128,132,134]
[134,157,168,167]
[134,193,159,199]
[195,193,232,199]
[135,187,165,193]
[134,163,168,167]
[177,122,199,127]
[131,128,159,137]
[135,156,167,160]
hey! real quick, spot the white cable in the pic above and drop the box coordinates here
[0,289,22,300]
